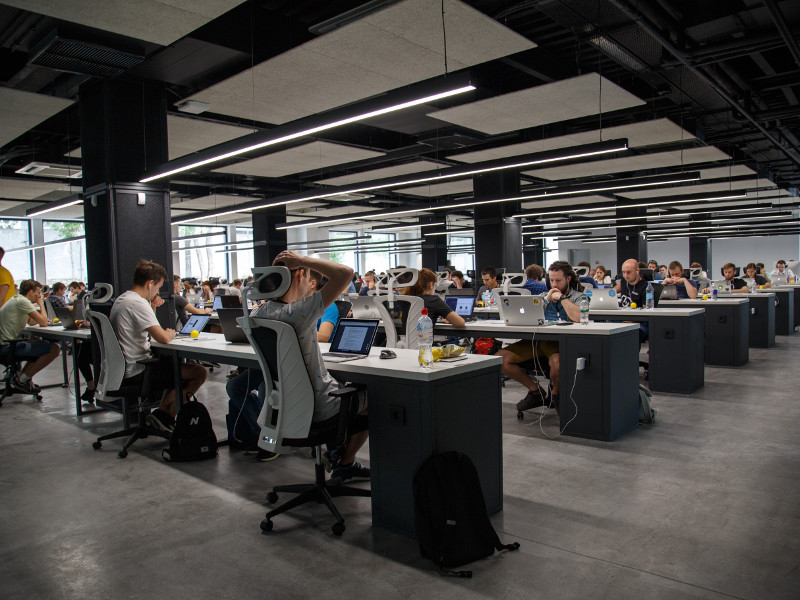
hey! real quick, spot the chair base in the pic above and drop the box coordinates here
[0,385,43,406]
[92,408,170,458]
[261,453,370,536]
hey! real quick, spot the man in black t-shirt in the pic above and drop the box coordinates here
[172,275,212,326]
[615,259,649,343]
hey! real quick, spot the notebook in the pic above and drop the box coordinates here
[217,308,249,344]
[54,306,79,330]
[497,295,550,326]
[322,319,379,362]
[178,314,210,336]
[445,296,476,320]
[587,287,621,309]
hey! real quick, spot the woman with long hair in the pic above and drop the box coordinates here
[403,268,465,327]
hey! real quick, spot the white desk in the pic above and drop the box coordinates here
[151,334,503,538]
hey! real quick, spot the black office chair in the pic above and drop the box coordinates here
[241,268,370,536]
[334,300,352,321]
[0,339,44,406]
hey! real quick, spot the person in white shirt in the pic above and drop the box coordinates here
[228,279,243,297]
[770,260,796,280]
[110,260,207,433]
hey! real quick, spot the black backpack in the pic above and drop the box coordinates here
[162,398,218,462]
[413,451,519,577]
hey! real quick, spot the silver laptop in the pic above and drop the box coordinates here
[659,284,678,300]
[350,295,382,319]
[498,295,550,326]
[321,319,379,362]
[772,273,788,285]
[710,280,732,293]
[587,287,621,309]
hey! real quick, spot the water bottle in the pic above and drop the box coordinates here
[579,296,590,325]
[482,289,491,306]
[749,280,757,295]
[645,282,654,310]
[712,288,718,301]
[417,308,434,370]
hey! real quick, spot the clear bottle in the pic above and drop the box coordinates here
[482,289,491,306]
[749,280,757,294]
[579,296,590,325]
[417,308,434,370]
[645,281,655,310]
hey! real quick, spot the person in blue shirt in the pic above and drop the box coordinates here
[649,260,665,281]
[313,270,340,343]
[663,260,698,298]
[522,264,548,294]
[358,270,376,296]
[576,261,596,287]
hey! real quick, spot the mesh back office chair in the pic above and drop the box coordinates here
[241,268,370,536]
[87,310,169,458]
[333,300,352,322]
[371,268,422,349]
[0,340,43,406]
[43,297,57,321]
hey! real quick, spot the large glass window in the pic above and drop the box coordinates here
[0,219,32,285]
[448,235,474,273]
[543,237,559,269]
[234,227,254,280]
[175,225,228,281]
[43,221,87,286]
[361,232,395,275]
[328,231,358,272]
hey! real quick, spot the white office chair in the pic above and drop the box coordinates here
[240,267,370,536]
[371,268,423,349]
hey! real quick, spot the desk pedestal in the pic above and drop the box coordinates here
[748,295,776,347]
[771,289,794,335]
[701,302,749,366]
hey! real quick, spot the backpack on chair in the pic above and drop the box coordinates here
[639,385,657,424]
[413,451,519,577]
[162,398,218,462]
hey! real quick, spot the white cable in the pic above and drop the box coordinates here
[231,367,253,444]
[539,368,579,439]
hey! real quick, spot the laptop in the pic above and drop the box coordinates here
[497,295,550,326]
[445,287,476,297]
[587,287,621,309]
[350,295,382,319]
[217,308,249,344]
[444,296,476,321]
[772,273,788,285]
[177,314,210,336]
[321,319,379,362]
[710,280,732,293]
[660,284,678,300]
[54,306,79,330]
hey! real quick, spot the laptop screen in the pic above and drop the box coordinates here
[180,314,210,334]
[445,296,475,316]
[329,319,379,355]
[212,295,223,311]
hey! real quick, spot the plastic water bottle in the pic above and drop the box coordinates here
[482,289,491,306]
[417,308,434,370]
[579,296,590,325]
[712,288,718,301]
[749,280,757,294]
[645,282,654,310]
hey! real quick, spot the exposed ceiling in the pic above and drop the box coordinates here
[0,0,797,241]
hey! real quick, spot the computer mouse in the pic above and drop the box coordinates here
[380,350,397,359]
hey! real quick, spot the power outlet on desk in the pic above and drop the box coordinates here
[663,328,675,340]
[718,315,727,324]
[389,405,405,426]
[577,353,590,370]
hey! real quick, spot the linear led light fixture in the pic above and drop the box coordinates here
[424,229,474,236]
[369,221,445,233]
[26,195,83,217]
[5,235,86,254]
[171,138,628,225]
[172,232,227,243]
[173,239,259,252]
[301,239,427,253]
[276,172,699,231]
[581,237,618,244]
[287,235,372,248]
[142,81,476,183]
[216,246,257,254]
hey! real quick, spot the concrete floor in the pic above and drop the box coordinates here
[1,339,799,599]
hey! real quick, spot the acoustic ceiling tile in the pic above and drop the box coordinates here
[314,160,446,186]
[0,88,73,148]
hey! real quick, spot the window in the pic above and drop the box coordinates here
[328,231,358,272]
[234,227,254,280]
[448,235,474,273]
[176,225,228,281]
[360,232,395,275]
[543,237,559,269]
[0,219,32,284]
[43,221,87,286]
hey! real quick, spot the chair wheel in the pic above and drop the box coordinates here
[260,519,273,532]
[35,394,42,402]
[92,441,102,450]
[118,450,128,458]
[517,410,524,421]
[643,372,649,381]
[332,522,345,536]
[266,492,278,504]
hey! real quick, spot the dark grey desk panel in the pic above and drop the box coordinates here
[768,289,794,335]
[742,294,776,347]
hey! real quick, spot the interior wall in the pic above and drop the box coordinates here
[645,238,689,270]
[710,234,800,276]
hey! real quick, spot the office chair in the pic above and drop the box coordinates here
[334,300,352,321]
[240,268,370,536]
[43,297,57,321]
[0,339,44,406]
[87,310,170,458]
[371,268,422,349]
[720,266,741,277]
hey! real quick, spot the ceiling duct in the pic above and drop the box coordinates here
[29,30,144,78]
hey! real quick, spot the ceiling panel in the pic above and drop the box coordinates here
[314,160,446,186]
[427,73,645,135]
[0,88,73,148]
[168,115,254,160]
[0,178,77,201]
[170,194,256,211]
[187,0,535,124]
[2,0,247,46]
[520,194,616,210]
[618,178,779,199]
[699,165,757,180]
[450,118,695,163]
[523,146,730,181]
[212,141,384,178]
[395,179,474,197]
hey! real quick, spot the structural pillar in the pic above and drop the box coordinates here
[420,217,448,270]
[473,172,522,272]
[252,204,288,267]
[616,206,647,272]
[689,234,712,272]
[523,237,544,268]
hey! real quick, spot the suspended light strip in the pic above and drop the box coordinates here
[173,239,260,252]
[143,84,476,183]
[369,221,445,232]
[287,235,372,248]
[424,229,474,236]
[171,231,227,243]
[5,236,86,254]
[26,197,83,217]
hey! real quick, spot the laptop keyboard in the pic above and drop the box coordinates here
[322,352,360,359]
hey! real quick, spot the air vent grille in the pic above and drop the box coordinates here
[30,32,143,78]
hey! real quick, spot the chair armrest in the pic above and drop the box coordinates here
[328,384,366,398]
[135,357,161,366]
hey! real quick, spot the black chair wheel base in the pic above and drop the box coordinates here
[92,441,102,450]
[517,410,524,421]
[118,450,128,459]
[332,522,345,536]
[260,519,273,532]
[35,394,42,402]
[266,492,278,504]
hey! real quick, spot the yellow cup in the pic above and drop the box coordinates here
[53,317,60,323]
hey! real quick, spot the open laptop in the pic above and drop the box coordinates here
[497,295,550,326]
[177,314,210,336]
[710,280,732,293]
[54,306,79,330]
[445,287,476,297]
[587,287,621,309]
[217,308,250,344]
[212,295,241,310]
[445,296,476,321]
[772,273,788,285]
[321,319,379,362]
[659,284,678,300]
[350,295,382,319]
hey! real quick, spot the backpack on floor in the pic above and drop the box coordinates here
[639,384,657,424]
[413,451,519,577]
[472,337,501,355]
[162,398,218,462]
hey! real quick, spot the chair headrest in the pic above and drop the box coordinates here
[500,273,526,289]
[689,267,702,278]
[376,268,419,292]
[436,271,450,280]
[573,266,589,277]
[88,283,113,304]
[248,267,292,301]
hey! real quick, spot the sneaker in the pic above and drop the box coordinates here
[146,409,175,433]
[332,460,370,481]
[321,448,342,472]
[80,388,96,404]
[256,449,280,462]
[515,388,547,412]
[11,375,34,394]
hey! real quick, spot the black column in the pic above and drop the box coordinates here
[523,237,544,268]
[420,217,448,270]
[689,235,711,271]
[80,79,172,296]
[252,205,288,267]
[473,172,522,272]
[616,207,647,272]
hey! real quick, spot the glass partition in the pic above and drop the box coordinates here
[43,221,87,286]
[0,219,32,285]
